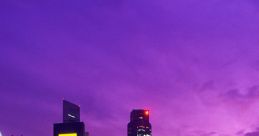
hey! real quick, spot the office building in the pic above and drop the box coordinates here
[127,109,152,136]
[54,100,89,136]
[63,100,80,123]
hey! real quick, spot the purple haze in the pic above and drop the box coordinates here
[1,0,259,136]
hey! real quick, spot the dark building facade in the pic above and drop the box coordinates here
[128,109,152,136]
[63,100,80,123]
[54,100,89,136]
[54,122,85,136]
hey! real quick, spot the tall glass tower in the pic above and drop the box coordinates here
[54,100,89,136]
[63,100,80,123]
[127,109,152,136]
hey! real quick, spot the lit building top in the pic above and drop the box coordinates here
[128,109,152,136]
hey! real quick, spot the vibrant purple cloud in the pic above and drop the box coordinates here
[1,0,259,136]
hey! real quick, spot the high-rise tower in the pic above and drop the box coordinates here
[127,109,152,136]
[54,100,89,136]
[63,100,80,123]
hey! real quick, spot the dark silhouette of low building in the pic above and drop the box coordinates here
[128,109,152,136]
[54,122,85,136]
[54,100,89,136]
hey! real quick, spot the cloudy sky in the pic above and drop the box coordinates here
[1,0,259,136]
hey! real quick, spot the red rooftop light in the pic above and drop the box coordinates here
[144,110,149,116]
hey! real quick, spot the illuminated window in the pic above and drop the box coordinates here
[59,133,77,136]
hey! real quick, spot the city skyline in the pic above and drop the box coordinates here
[1,0,259,136]
[54,100,152,136]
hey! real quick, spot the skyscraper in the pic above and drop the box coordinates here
[63,100,80,123]
[54,100,89,136]
[127,109,152,136]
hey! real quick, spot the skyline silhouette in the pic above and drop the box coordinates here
[54,100,151,136]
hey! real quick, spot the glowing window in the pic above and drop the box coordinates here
[59,133,77,136]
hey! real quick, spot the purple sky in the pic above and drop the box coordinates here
[1,0,259,136]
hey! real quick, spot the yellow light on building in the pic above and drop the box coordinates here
[59,133,77,136]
